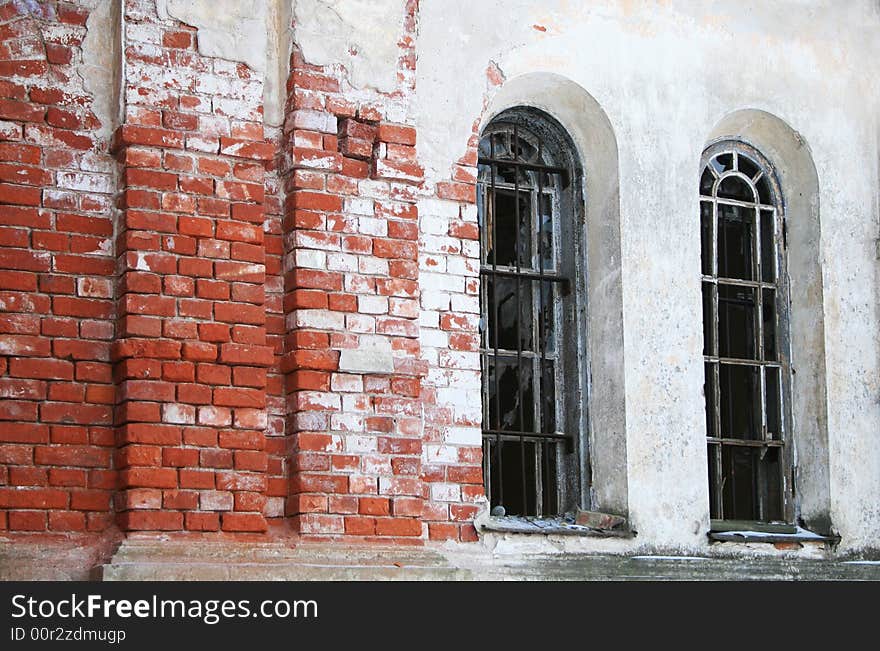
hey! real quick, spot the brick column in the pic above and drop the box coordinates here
[280,33,429,539]
[112,4,272,533]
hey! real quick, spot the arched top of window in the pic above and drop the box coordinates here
[478,108,580,191]
[700,142,782,212]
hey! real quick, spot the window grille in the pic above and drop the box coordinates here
[478,111,585,517]
[700,142,792,523]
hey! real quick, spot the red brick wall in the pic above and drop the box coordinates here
[0,0,483,543]
[112,0,273,533]
[0,0,116,534]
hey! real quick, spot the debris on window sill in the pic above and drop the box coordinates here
[476,513,633,538]
[574,508,627,530]
[708,520,838,544]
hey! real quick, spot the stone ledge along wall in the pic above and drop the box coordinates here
[0,0,483,544]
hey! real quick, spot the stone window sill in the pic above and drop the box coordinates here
[477,515,634,538]
[707,521,837,544]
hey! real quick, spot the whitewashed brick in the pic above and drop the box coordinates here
[79,152,116,174]
[358,216,387,236]
[346,197,375,215]
[0,120,20,140]
[357,180,391,200]
[447,256,479,276]
[462,240,480,258]
[346,313,376,333]
[421,215,449,235]
[345,274,374,293]
[444,426,481,446]
[330,413,364,432]
[438,350,480,370]
[421,272,464,293]
[358,295,388,314]
[419,198,461,219]
[419,310,440,328]
[327,253,359,272]
[294,412,329,431]
[422,234,462,255]
[436,387,475,409]
[445,369,481,390]
[290,309,346,330]
[199,115,230,137]
[200,491,234,511]
[162,404,195,425]
[186,135,219,153]
[331,373,364,393]
[345,435,378,453]
[362,455,392,475]
[358,256,388,275]
[295,391,341,411]
[339,348,394,374]
[425,444,459,463]
[426,366,450,387]
[421,290,451,310]
[213,97,261,122]
[461,203,478,222]
[296,230,340,251]
[419,253,447,272]
[126,23,163,44]
[451,294,480,313]
[292,109,337,133]
[295,249,326,269]
[431,483,461,502]
[420,328,448,348]
[342,394,372,412]
[455,401,483,425]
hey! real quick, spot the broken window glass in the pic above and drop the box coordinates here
[479,113,582,517]
[701,144,790,523]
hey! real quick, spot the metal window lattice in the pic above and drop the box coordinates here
[477,120,572,517]
[700,143,792,523]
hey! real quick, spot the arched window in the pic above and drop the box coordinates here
[478,108,587,517]
[700,141,792,523]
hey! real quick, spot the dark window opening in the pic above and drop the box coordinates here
[478,110,585,518]
[700,143,791,524]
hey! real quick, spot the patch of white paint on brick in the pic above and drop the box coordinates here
[338,335,395,374]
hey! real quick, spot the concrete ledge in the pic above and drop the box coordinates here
[0,534,121,581]
[4,536,879,581]
[455,552,880,581]
[101,540,471,581]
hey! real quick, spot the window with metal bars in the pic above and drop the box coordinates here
[478,108,587,517]
[700,141,793,525]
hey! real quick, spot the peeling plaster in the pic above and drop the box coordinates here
[153,0,407,122]
[81,0,121,141]
[266,0,293,126]
[157,0,269,73]
[293,0,406,94]
[156,0,291,126]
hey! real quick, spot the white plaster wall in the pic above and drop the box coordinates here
[293,0,406,94]
[415,0,880,551]
[153,0,405,124]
